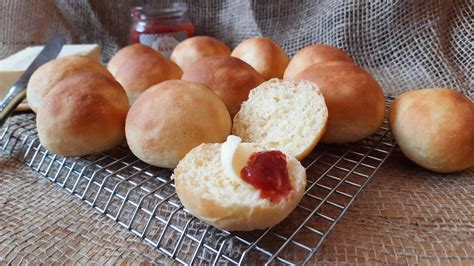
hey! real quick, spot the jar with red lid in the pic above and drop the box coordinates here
[130,3,195,57]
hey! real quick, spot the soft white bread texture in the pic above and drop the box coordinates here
[294,62,385,144]
[232,79,328,160]
[107,44,161,76]
[173,142,306,231]
[37,73,129,157]
[27,55,113,113]
[389,88,474,173]
[182,56,264,117]
[114,51,183,105]
[231,37,289,80]
[284,44,352,80]
[125,80,232,168]
[170,36,231,71]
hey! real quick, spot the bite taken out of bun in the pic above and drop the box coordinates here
[173,140,306,231]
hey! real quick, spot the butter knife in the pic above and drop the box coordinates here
[0,34,66,126]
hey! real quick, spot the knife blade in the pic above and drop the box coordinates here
[0,34,65,126]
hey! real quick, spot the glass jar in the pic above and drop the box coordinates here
[130,3,195,57]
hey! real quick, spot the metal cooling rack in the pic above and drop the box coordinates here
[0,101,396,265]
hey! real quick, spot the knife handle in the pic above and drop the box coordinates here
[0,88,27,127]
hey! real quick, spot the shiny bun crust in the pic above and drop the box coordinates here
[107,44,160,76]
[389,88,474,173]
[231,37,289,80]
[114,52,182,104]
[294,62,385,144]
[170,36,231,71]
[284,44,352,80]
[27,55,113,112]
[37,72,129,157]
[182,56,264,117]
[125,80,232,168]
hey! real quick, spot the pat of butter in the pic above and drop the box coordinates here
[0,44,101,102]
[221,135,257,180]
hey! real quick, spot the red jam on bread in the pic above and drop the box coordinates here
[240,151,292,203]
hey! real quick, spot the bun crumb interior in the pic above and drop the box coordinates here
[173,142,306,231]
[232,79,328,160]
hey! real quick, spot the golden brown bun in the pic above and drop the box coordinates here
[182,56,264,116]
[294,62,385,143]
[125,80,232,168]
[389,88,474,173]
[231,37,289,80]
[107,44,161,76]
[114,52,183,104]
[36,73,129,157]
[170,36,231,71]
[173,142,306,231]
[284,44,352,80]
[27,55,113,113]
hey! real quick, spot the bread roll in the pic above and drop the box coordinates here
[389,88,474,173]
[294,62,385,144]
[37,73,129,157]
[182,56,264,116]
[284,44,352,80]
[114,52,182,104]
[27,55,113,112]
[170,36,231,71]
[173,142,306,231]
[107,44,161,76]
[232,79,328,160]
[125,80,231,168]
[231,37,289,80]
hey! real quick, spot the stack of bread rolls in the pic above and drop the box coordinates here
[29,35,473,232]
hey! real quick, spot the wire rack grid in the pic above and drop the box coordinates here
[0,101,396,265]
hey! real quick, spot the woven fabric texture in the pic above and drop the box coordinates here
[1,150,473,264]
[0,0,472,98]
[0,153,174,264]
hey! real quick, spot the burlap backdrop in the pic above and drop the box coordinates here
[0,0,472,98]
